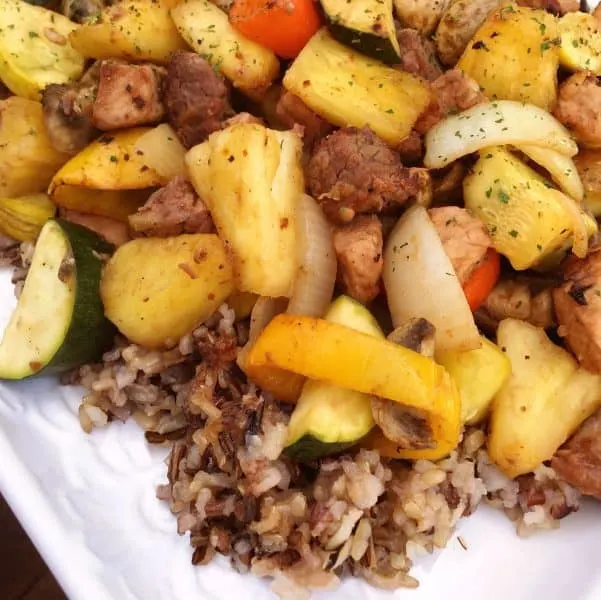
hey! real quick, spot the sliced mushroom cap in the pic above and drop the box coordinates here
[370,318,437,449]
[387,317,436,357]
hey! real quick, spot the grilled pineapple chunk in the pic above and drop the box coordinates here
[186,123,303,297]
[457,5,559,110]
[283,28,432,147]
[464,148,579,270]
[171,0,279,95]
[489,319,601,478]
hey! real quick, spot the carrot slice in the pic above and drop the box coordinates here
[463,248,501,312]
[229,0,321,59]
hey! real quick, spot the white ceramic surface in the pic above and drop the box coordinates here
[1,265,601,600]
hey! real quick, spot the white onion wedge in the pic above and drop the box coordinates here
[383,206,481,353]
[554,193,589,259]
[286,194,337,317]
[516,144,584,203]
[237,296,287,370]
[133,124,187,180]
[424,100,578,169]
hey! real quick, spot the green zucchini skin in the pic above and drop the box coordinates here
[328,23,400,65]
[284,435,360,462]
[322,0,401,65]
[43,219,116,374]
[283,296,384,462]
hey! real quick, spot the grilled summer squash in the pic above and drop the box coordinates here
[49,129,165,222]
[283,28,432,147]
[0,219,115,379]
[0,0,85,99]
[321,0,401,64]
[285,296,382,461]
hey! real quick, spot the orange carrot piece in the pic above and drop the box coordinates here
[463,248,501,312]
[229,0,321,58]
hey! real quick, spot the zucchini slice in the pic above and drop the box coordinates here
[285,296,383,461]
[322,0,400,64]
[283,29,432,147]
[0,219,115,379]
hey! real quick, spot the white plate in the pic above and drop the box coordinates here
[1,265,601,600]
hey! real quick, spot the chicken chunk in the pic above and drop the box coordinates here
[554,72,601,149]
[415,69,487,134]
[429,206,491,284]
[91,61,165,131]
[128,176,215,237]
[395,28,443,82]
[275,90,333,147]
[553,247,601,373]
[552,407,601,499]
[306,127,431,223]
[332,215,383,304]
[480,279,555,330]
[163,52,233,149]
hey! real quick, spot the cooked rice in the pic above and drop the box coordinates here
[62,305,581,597]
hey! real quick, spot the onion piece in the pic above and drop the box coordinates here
[424,100,578,169]
[553,192,590,259]
[133,124,187,180]
[383,205,481,353]
[237,296,288,370]
[287,194,337,317]
[516,144,584,203]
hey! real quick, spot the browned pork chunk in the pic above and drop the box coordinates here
[42,62,100,154]
[429,206,491,284]
[415,69,487,134]
[275,90,333,146]
[306,127,430,223]
[395,28,442,81]
[553,248,601,373]
[128,176,215,237]
[332,215,383,304]
[42,59,165,153]
[552,408,601,499]
[91,61,165,130]
[163,52,233,149]
[554,72,601,148]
